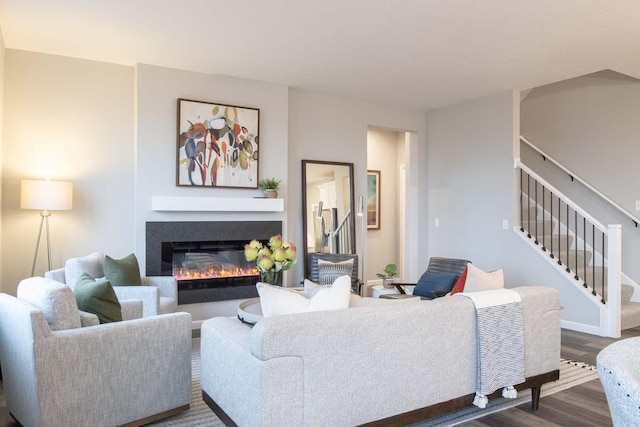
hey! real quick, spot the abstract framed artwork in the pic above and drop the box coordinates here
[367,170,381,230]
[177,98,260,188]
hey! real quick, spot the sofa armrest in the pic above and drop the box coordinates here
[113,286,159,317]
[142,276,178,299]
[201,317,304,427]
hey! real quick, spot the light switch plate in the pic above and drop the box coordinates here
[502,219,509,230]
[636,200,640,211]
[435,218,440,227]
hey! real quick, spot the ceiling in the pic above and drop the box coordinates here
[1,0,640,111]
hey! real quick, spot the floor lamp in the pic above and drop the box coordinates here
[21,179,73,276]
[357,195,366,296]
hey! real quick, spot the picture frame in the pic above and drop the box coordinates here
[177,98,260,188]
[367,170,381,230]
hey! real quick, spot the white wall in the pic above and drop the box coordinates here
[134,64,289,272]
[0,27,5,284]
[366,128,400,281]
[521,70,640,283]
[521,71,640,214]
[1,50,134,294]
[287,90,426,285]
[425,91,600,327]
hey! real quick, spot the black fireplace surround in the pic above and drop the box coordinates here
[146,221,282,304]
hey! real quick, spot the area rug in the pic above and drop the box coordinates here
[150,340,598,427]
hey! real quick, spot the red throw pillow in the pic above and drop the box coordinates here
[449,267,468,295]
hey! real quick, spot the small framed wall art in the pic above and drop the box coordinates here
[177,98,260,188]
[367,170,381,229]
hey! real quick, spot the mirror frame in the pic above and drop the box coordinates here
[301,160,356,278]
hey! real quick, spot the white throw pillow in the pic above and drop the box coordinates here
[463,263,504,292]
[303,278,328,297]
[257,275,351,318]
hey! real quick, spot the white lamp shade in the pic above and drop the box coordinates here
[21,180,73,211]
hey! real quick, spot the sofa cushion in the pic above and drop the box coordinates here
[413,271,458,299]
[74,273,123,324]
[64,252,105,289]
[104,253,142,286]
[17,277,82,331]
[257,275,351,318]
[463,263,504,292]
[317,259,354,285]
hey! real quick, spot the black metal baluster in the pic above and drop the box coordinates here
[574,211,579,280]
[557,197,562,265]
[591,224,596,296]
[520,169,525,233]
[549,193,554,258]
[534,180,544,245]
[566,204,571,273]
[527,174,531,239]
[542,185,547,252]
[602,233,606,304]
[583,217,587,288]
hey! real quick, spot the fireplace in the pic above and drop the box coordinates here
[146,221,282,304]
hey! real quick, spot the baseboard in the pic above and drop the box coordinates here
[561,319,603,336]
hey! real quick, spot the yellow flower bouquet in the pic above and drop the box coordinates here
[244,234,297,285]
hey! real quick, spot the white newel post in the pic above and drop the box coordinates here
[606,224,622,338]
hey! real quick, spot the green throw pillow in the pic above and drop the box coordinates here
[104,253,142,286]
[74,273,122,324]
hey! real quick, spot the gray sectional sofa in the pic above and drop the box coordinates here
[201,286,561,426]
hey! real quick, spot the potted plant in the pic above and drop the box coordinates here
[259,177,281,199]
[376,263,398,288]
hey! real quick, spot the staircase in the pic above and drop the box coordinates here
[516,142,640,336]
[520,203,640,330]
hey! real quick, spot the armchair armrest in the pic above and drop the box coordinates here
[120,299,143,320]
[79,310,99,327]
[44,268,66,284]
[113,286,159,317]
[142,276,178,299]
[39,313,192,425]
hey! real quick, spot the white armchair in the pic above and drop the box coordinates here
[45,252,178,317]
[0,277,192,427]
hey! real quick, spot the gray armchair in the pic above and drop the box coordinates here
[597,337,640,426]
[45,252,177,317]
[0,277,192,427]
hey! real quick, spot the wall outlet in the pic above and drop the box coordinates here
[435,218,440,228]
[502,219,509,230]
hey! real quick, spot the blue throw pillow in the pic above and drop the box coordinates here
[412,271,458,299]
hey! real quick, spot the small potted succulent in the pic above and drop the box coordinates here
[377,263,398,288]
[259,177,281,199]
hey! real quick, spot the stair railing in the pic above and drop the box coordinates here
[516,160,622,337]
[328,209,353,254]
[521,136,639,228]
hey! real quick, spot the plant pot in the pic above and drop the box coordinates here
[265,189,278,199]
[382,278,398,288]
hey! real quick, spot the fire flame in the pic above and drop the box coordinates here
[174,266,259,281]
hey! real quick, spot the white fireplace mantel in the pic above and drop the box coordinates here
[151,196,284,212]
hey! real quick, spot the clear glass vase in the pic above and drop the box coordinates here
[260,270,282,286]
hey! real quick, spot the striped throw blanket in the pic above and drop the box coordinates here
[459,289,525,408]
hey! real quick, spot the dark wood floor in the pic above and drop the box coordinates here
[1,327,637,426]
[463,326,640,427]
